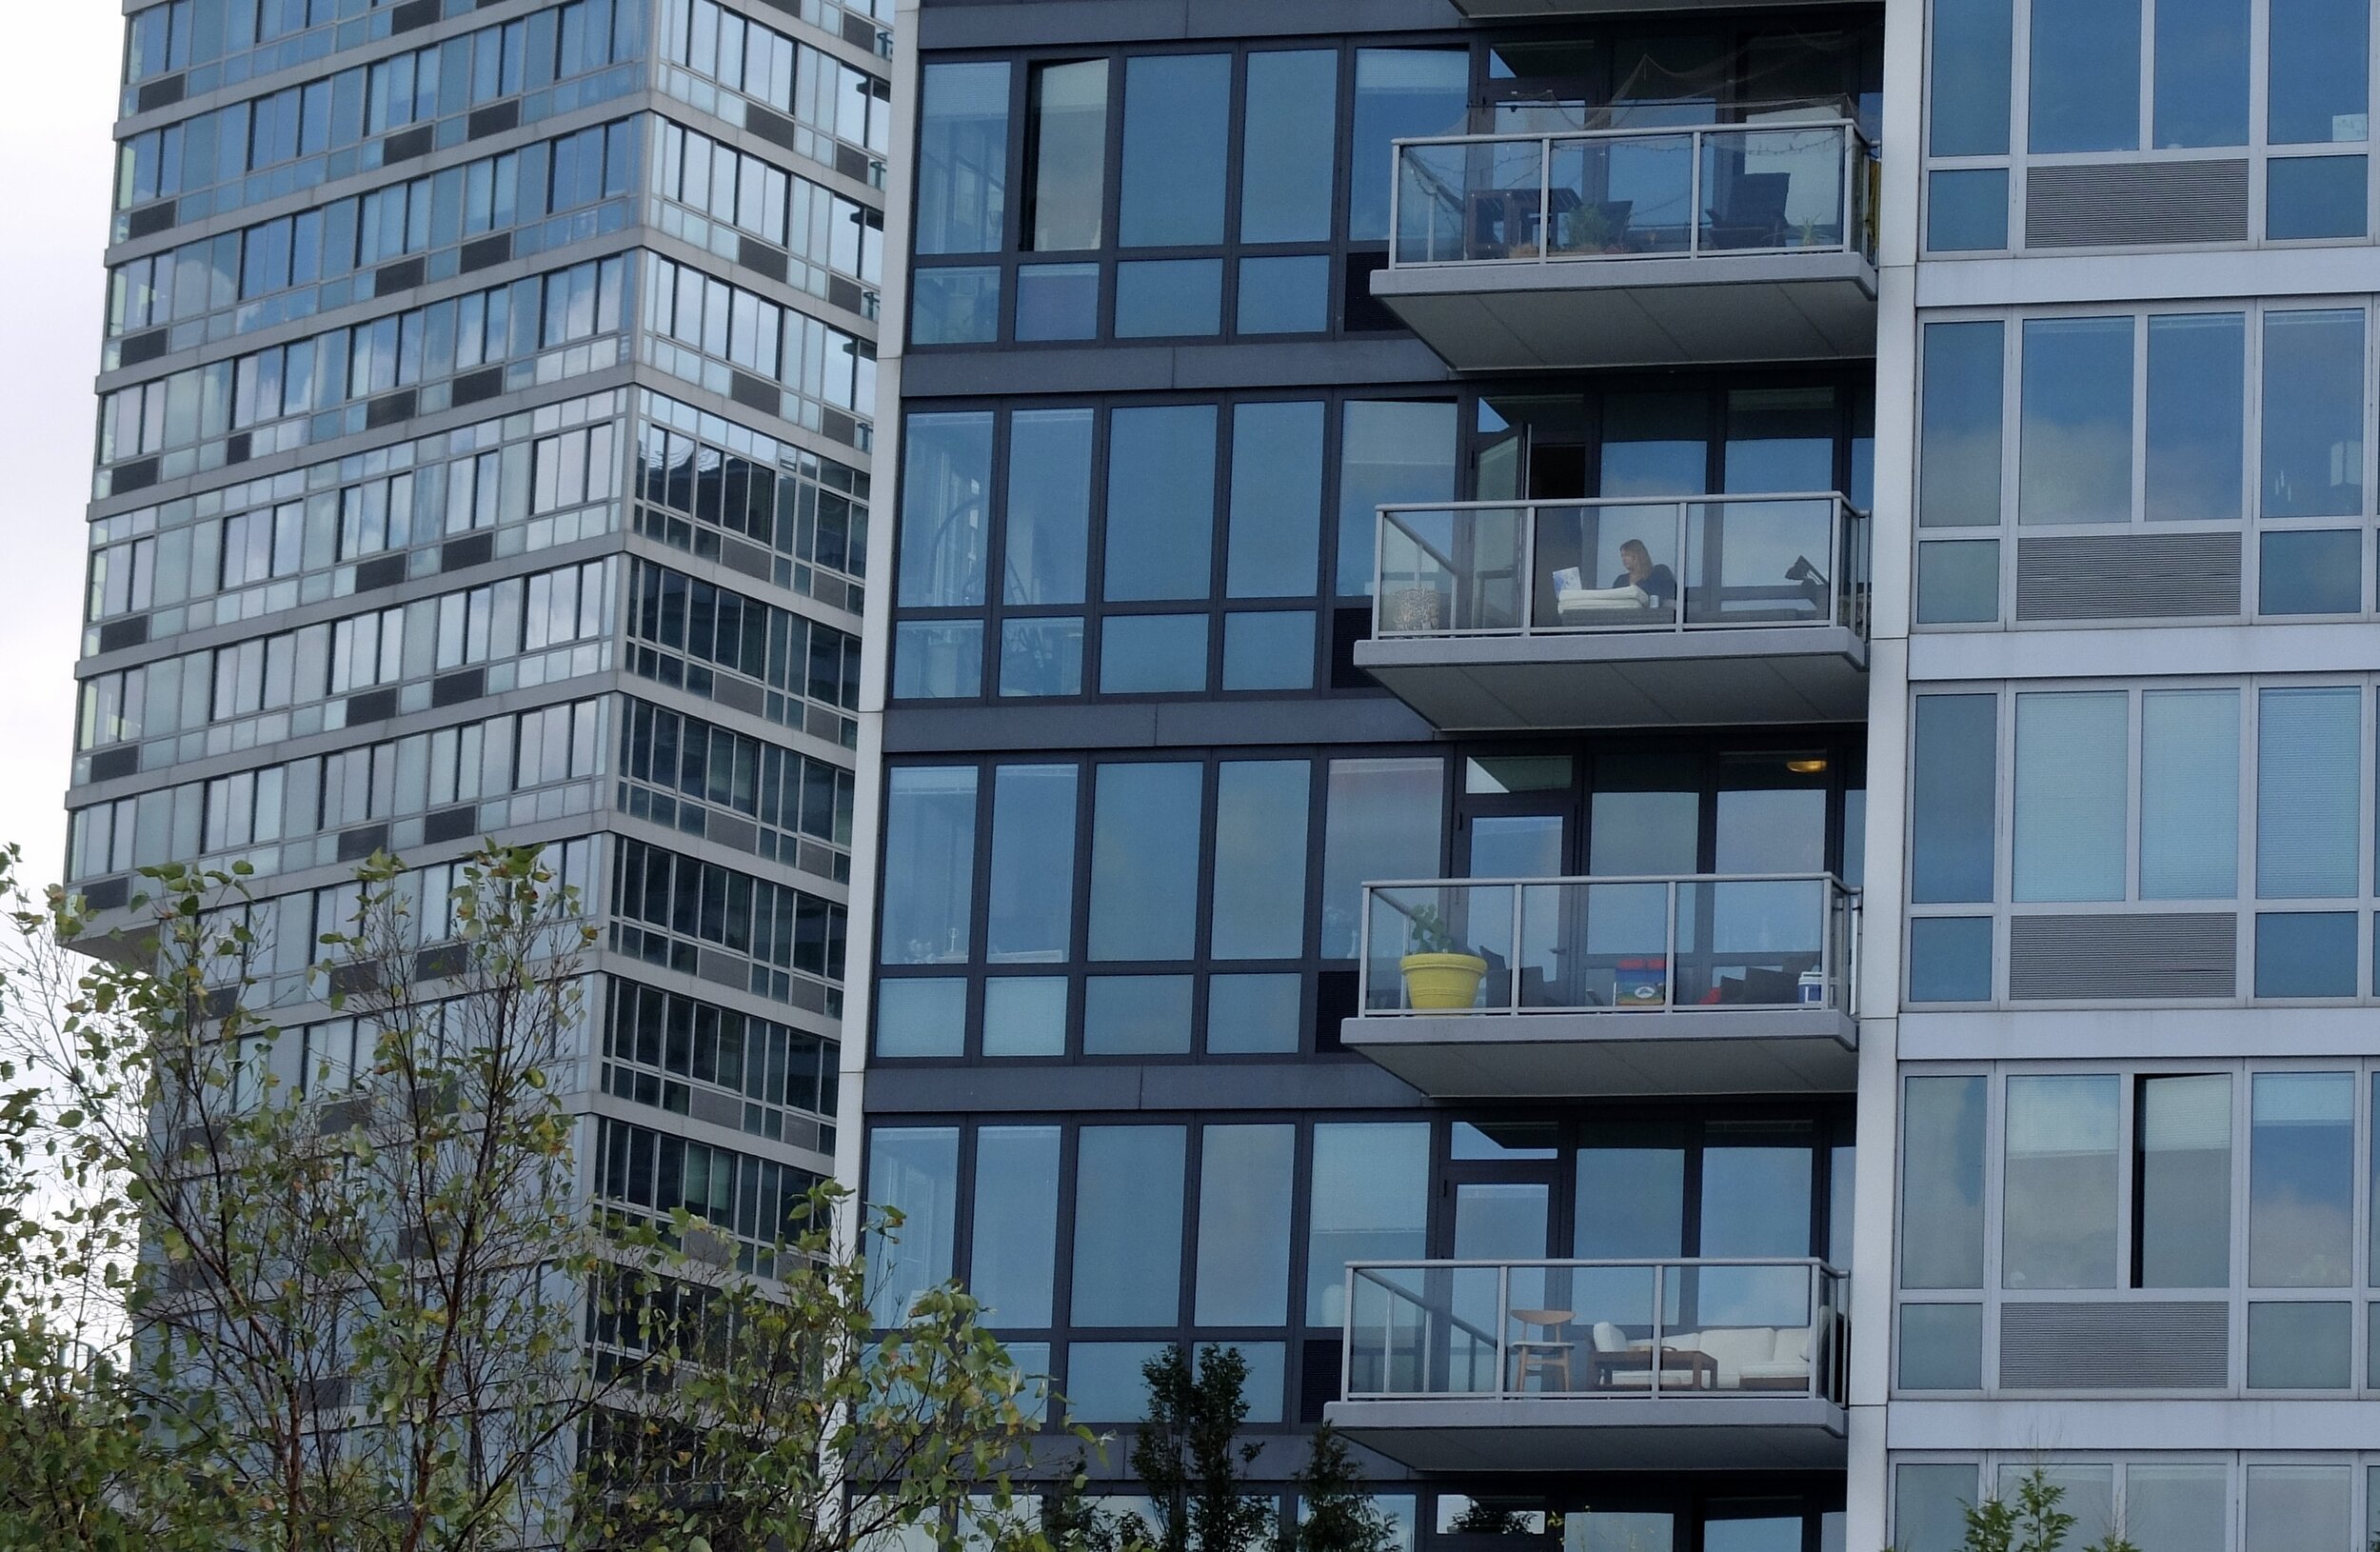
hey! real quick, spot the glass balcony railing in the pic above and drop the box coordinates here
[1372,495,1869,640]
[1342,1257,1848,1403]
[1359,874,1856,1015]
[1390,121,1876,269]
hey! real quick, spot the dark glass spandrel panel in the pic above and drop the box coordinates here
[910,268,999,346]
[1928,0,2013,155]
[1911,694,1997,902]
[1087,761,1202,961]
[1900,1074,1987,1287]
[1352,48,1468,244]
[1319,757,1444,960]
[1242,50,1339,244]
[2251,1071,2355,1285]
[1228,401,1323,598]
[982,975,1066,1057]
[1576,1145,1685,1259]
[864,1126,958,1323]
[1099,613,1208,694]
[897,411,991,607]
[1082,973,1193,1054]
[1908,917,1992,1002]
[1919,321,2004,527]
[1306,1122,1431,1325]
[1000,619,1084,697]
[874,977,964,1058]
[2248,1301,2352,1387]
[2145,312,2244,521]
[1925,169,2008,252]
[1212,761,1311,959]
[880,766,976,965]
[2260,529,2362,615]
[987,764,1077,964]
[2028,0,2139,152]
[2270,155,2370,240]
[916,62,1009,256]
[1120,53,1229,248]
[1071,1126,1185,1325]
[2136,1073,2232,1287]
[1196,1124,1295,1325]
[1005,408,1093,607]
[1026,60,1108,252]
[1222,610,1315,691]
[893,621,984,699]
[2152,0,2250,148]
[1115,258,1222,338]
[1104,404,1218,602]
[970,1124,1061,1326]
[2256,912,2359,998]
[2269,0,2370,145]
[1014,263,1099,342]
[1237,255,1331,335]
[2019,316,2133,524]
[1916,540,1999,624]
[1897,1303,1982,1389]
[2262,309,2366,518]
[1206,972,1301,1053]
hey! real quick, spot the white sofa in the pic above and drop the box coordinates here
[1590,1320,1814,1391]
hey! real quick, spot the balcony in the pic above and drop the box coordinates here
[1354,495,1870,730]
[1375,122,1877,370]
[1328,1258,1849,1472]
[1343,874,1856,1096]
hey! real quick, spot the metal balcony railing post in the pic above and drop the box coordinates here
[1342,1266,1356,1397]
[1537,136,1552,263]
[1372,499,1389,632]
[1509,883,1526,1012]
[1360,885,1376,1010]
[1663,880,1679,1009]
[1497,1263,1512,1397]
[1520,502,1539,636]
[1651,1262,1667,1396]
[1688,129,1703,257]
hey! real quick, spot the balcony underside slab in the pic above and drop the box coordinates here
[1327,1397,1849,1472]
[1373,254,1877,370]
[1452,0,1830,11]
[1352,627,1869,730]
[1340,1007,1857,1097]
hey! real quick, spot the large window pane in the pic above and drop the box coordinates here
[2028,0,2139,152]
[1307,1123,1431,1325]
[898,412,992,608]
[1196,1124,1295,1325]
[1120,54,1228,247]
[1004,408,1092,606]
[2251,1071,2354,1286]
[1919,322,2005,528]
[1336,400,1458,596]
[1590,752,1701,875]
[987,765,1077,963]
[2269,0,2370,145]
[1700,1144,1813,1258]
[1722,387,1836,494]
[1242,51,1338,244]
[1072,1126,1185,1325]
[971,1125,1061,1326]
[1929,0,2013,155]
[1912,695,1997,903]
[2153,0,2249,148]
[1105,405,1218,602]
[1227,401,1324,599]
[1351,49,1468,243]
[1601,391,1712,498]
[2013,692,2127,902]
[1025,61,1107,251]
[2141,688,2239,899]
[2257,686,2361,899]
[1088,763,1203,961]
[1894,1464,1980,1552]
[1900,1075,1987,1288]
[2145,313,2244,522]
[1576,1142,1685,1259]
[2124,1464,2225,1552]
[1212,761,1311,959]
[917,62,1008,255]
[2136,1074,2231,1288]
[2019,317,2134,524]
[881,767,976,965]
[2261,309,2366,518]
[866,1126,959,1323]
[2245,1464,2350,1552]
[1320,757,1445,959]
[2003,1074,2118,1289]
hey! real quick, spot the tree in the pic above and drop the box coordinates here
[1887,1467,2140,1552]
[1115,1344,1272,1552]
[1275,1424,1395,1552]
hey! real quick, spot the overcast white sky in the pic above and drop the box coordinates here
[0,11,127,891]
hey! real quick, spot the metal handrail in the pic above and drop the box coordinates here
[1389,119,1876,269]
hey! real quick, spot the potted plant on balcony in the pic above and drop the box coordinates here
[1399,905,1488,1010]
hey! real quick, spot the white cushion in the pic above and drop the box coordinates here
[1688,1327,1779,1389]
[1738,1361,1811,1382]
[1592,1321,1628,1354]
[1775,1325,1811,1363]
[1557,584,1650,613]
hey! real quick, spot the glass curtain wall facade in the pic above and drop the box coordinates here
[69,0,893,1291]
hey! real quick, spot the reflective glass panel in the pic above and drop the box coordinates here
[1004,408,1093,606]
[1070,1127,1184,1325]
[1900,1075,1987,1288]
[1227,401,1324,598]
[916,62,1009,255]
[2251,1071,2355,1285]
[1307,1123,1431,1324]
[1919,321,2005,528]
[2257,686,2361,898]
[1025,60,1107,251]
[2261,309,2366,518]
[1104,405,1218,602]
[1120,54,1228,247]
[2145,313,2245,522]
[2136,1073,2232,1287]
[1912,695,1997,903]
[1087,762,1202,960]
[2269,0,2370,145]
[2019,317,2133,524]
[2003,1074,2119,1288]
[987,765,1077,964]
[881,767,976,965]
[1197,1124,1296,1325]
[2029,0,2139,152]
[2153,0,2250,148]
[971,1125,1061,1325]
[2141,688,2239,899]
[1336,400,1458,595]
[1242,51,1339,243]
[1212,761,1311,959]
[1351,49,1468,243]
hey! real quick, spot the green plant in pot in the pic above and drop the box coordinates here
[1399,904,1489,1010]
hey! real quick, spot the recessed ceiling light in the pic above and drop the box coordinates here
[1785,758,1828,774]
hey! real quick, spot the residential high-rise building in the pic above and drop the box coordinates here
[68,0,892,1290]
[856,1,2380,1548]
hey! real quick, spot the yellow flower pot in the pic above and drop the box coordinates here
[1400,952,1489,1010]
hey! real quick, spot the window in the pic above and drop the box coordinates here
[2002,1075,2120,1288]
[2137,1074,2232,1287]
[880,768,976,965]
[1336,400,1458,595]
[1319,757,1445,959]
[1087,764,1202,963]
[2012,692,2128,902]
[1071,1126,1184,1325]
[1196,1124,1295,1325]
[2028,0,2140,153]
[2018,318,2133,524]
[970,1125,1061,1326]
[1025,61,1108,252]
[1120,55,1228,248]
[1306,1123,1430,1324]
[1241,51,1338,244]
[1349,49,1467,243]
[866,1127,959,1323]
[917,62,1008,255]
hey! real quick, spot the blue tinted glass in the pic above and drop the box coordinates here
[1916,540,2000,624]
[1015,264,1099,341]
[2270,156,2370,239]
[2270,0,2370,145]
[910,268,1000,345]
[893,621,983,699]
[2154,0,2250,147]
[1115,258,1223,338]
[1926,169,2009,251]
[2257,914,2359,997]
[1222,610,1315,691]
[1351,49,1468,242]
[1919,321,2006,527]
[2020,316,2134,523]
[1930,0,2013,154]
[983,976,1068,1057]
[881,766,975,965]
[898,412,992,607]
[1105,405,1218,602]
[1005,408,1092,605]
[1228,401,1324,598]
[2146,313,2245,521]
[1197,1125,1296,1324]
[1083,974,1194,1054]
[866,1127,959,1323]
[1912,695,1998,902]
[988,765,1077,964]
[1237,255,1330,335]
[1307,1124,1432,1325]
[874,977,964,1057]
[1072,1127,1186,1324]
[971,1125,1061,1325]
[2260,530,2362,615]
[917,62,1008,255]
[1000,619,1084,697]
[1576,1146,1685,1258]
[1242,51,1339,243]
[2029,0,2140,152]
[2262,310,2366,518]
[1064,1342,1166,1422]
[1205,972,1302,1053]
[1100,614,1209,694]
[1088,762,1203,960]
[1212,762,1312,959]
[2259,686,2362,897]
[1337,400,1458,594]
[1121,54,1229,247]
[1701,1145,1814,1258]
[1909,917,1993,1002]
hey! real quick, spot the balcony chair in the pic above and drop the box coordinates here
[1704,171,1792,249]
[1508,1307,1576,1392]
